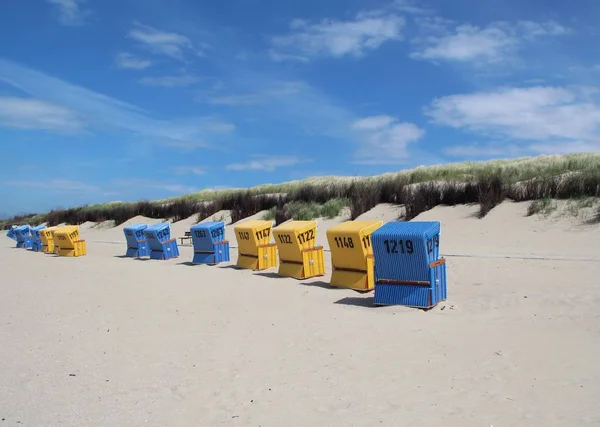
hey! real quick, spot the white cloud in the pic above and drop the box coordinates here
[517,20,571,39]
[0,58,229,147]
[269,6,405,61]
[268,51,312,63]
[443,143,525,158]
[391,0,434,15]
[111,178,197,194]
[173,166,207,175]
[46,0,90,26]
[0,96,84,133]
[411,19,570,65]
[128,22,202,61]
[527,140,600,154]
[115,52,152,70]
[208,81,304,106]
[4,177,202,201]
[138,74,199,87]
[412,23,517,63]
[205,72,414,156]
[1,179,109,195]
[154,184,197,193]
[197,117,236,133]
[226,155,306,172]
[159,139,211,151]
[443,140,600,159]
[352,116,425,164]
[351,115,397,131]
[426,86,600,141]
[201,75,357,141]
[209,93,263,106]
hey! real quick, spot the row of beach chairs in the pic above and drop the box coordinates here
[7,219,447,309]
[6,224,86,257]
[122,219,447,309]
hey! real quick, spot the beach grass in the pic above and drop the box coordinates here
[3,152,600,229]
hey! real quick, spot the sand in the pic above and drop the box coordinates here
[1,201,600,426]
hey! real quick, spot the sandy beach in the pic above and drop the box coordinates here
[2,201,600,426]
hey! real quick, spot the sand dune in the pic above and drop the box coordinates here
[354,203,404,223]
[415,201,600,259]
[170,215,201,239]
[200,210,232,225]
[120,215,166,227]
[1,201,599,426]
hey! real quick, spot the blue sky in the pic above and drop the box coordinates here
[1,0,599,217]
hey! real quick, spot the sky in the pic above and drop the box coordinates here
[1,0,600,217]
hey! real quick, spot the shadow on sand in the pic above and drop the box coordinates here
[253,271,281,279]
[217,264,243,270]
[298,280,337,290]
[333,296,376,308]
[113,255,156,261]
[177,261,197,267]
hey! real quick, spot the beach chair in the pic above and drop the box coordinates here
[14,225,33,249]
[326,220,383,291]
[190,221,230,265]
[143,222,179,260]
[53,227,63,254]
[39,226,58,253]
[234,220,277,270]
[6,226,17,241]
[123,223,150,258]
[54,225,87,257]
[30,224,47,252]
[372,221,447,309]
[273,220,324,279]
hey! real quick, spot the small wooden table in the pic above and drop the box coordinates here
[179,231,192,245]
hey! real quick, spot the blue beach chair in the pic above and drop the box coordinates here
[190,221,230,265]
[123,223,150,258]
[372,221,447,309]
[6,226,17,241]
[30,224,47,252]
[143,222,179,260]
[14,225,33,249]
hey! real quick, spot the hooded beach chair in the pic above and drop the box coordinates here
[30,224,47,252]
[190,221,230,265]
[234,220,277,270]
[53,225,87,257]
[143,222,179,260]
[372,221,447,309]
[13,225,33,249]
[123,223,150,258]
[6,226,17,241]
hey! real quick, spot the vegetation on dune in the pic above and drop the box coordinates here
[567,197,595,217]
[527,197,558,217]
[263,198,351,222]
[527,196,598,220]
[3,153,600,229]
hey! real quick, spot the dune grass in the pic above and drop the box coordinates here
[3,153,600,229]
[526,197,600,224]
[527,197,558,217]
[263,198,350,222]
